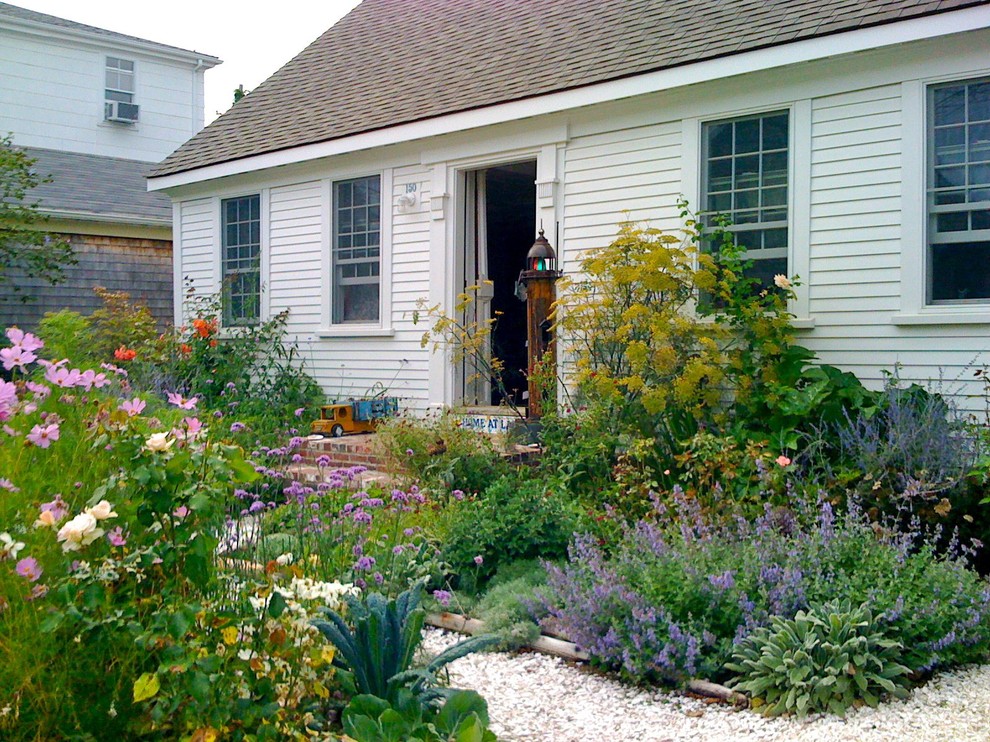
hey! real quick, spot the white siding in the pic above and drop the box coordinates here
[561,122,682,270]
[0,27,205,161]
[176,198,215,309]
[804,84,990,406]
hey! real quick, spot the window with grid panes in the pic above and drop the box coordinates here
[333,175,381,323]
[221,195,261,325]
[105,57,134,106]
[702,111,789,290]
[928,78,990,303]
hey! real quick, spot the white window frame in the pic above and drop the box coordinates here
[220,193,263,327]
[926,76,990,305]
[332,174,383,324]
[682,101,812,324]
[317,169,393,336]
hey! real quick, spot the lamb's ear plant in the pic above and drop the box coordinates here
[311,580,498,705]
[726,600,911,717]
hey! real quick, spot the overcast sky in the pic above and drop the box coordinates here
[12,0,362,122]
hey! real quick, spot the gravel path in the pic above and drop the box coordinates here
[422,628,990,742]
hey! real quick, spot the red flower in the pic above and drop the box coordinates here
[114,346,137,361]
[179,344,192,355]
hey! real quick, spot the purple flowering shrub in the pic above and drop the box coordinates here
[544,492,990,684]
[229,440,453,595]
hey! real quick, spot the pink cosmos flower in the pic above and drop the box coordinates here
[100,362,128,377]
[0,380,17,407]
[118,397,146,417]
[26,584,48,601]
[182,416,203,437]
[776,455,792,467]
[26,423,60,448]
[0,345,36,371]
[25,381,50,400]
[15,556,42,582]
[107,527,127,547]
[5,327,43,352]
[173,505,189,519]
[166,392,198,410]
[45,366,82,388]
[0,478,18,492]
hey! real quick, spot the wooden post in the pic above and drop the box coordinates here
[525,274,555,418]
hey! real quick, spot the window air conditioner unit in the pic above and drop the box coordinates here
[105,101,139,123]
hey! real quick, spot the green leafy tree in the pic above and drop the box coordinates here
[0,134,75,299]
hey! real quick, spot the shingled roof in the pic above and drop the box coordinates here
[24,148,172,226]
[151,0,990,178]
[0,2,218,61]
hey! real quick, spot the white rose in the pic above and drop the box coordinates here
[85,500,118,521]
[144,432,173,453]
[57,512,104,552]
[773,274,792,289]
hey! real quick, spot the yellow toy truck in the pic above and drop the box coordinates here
[310,397,398,437]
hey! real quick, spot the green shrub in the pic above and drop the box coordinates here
[36,309,95,365]
[444,474,580,591]
[376,411,510,494]
[474,560,552,649]
[726,601,910,717]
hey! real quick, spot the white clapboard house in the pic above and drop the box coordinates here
[149,0,990,412]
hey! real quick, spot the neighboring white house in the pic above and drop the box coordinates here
[149,0,990,412]
[0,2,219,328]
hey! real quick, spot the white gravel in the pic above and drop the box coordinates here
[421,628,990,742]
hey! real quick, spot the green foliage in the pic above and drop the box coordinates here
[726,601,911,717]
[376,412,510,494]
[474,560,551,650]
[311,582,498,704]
[88,286,159,360]
[36,309,94,365]
[444,474,580,591]
[0,134,75,298]
[342,689,497,742]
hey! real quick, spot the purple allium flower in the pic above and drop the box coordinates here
[230,422,247,433]
[433,589,452,607]
[355,556,376,571]
[473,555,484,566]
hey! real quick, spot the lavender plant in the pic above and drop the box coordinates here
[543,492,990,685]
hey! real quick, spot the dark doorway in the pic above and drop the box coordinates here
[462,160,536,407]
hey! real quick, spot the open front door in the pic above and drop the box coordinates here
[460,161,536,408]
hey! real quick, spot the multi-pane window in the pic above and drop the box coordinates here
[928,78,990,303]
[333,175,381,323]
[221,195,261,325]
[105,56,135,105]
[702,111,789,289]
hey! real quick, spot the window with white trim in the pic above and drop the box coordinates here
[702,111,789,289]
[333,175,381,323]
[221,195,261,326]
[928,78,990,303]
[105,56,135,106]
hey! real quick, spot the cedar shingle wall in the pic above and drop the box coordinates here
[0,234,173,331]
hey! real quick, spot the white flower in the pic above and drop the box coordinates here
[85,500,118,521]
[144,432,174,453]
[773,274,792,289]
[0,532,25,560]
[56,512,104,552]
[275,552,294,566]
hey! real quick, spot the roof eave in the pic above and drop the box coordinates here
[0,14,221,67]
[147,3,990,190]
